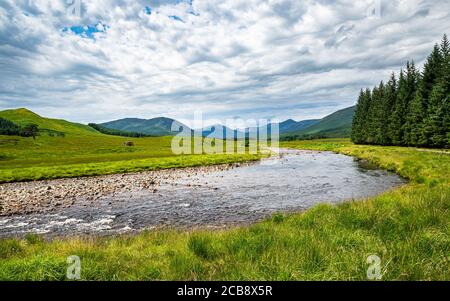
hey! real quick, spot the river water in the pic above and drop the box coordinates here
[0,150,405,237]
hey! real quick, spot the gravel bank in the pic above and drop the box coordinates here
[0,162,249,216]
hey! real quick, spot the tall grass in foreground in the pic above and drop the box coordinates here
[0,139,449,280]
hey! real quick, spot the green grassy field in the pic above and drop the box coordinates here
[0,109,261,183]
[0,134,261,183]
[0,139,448,280]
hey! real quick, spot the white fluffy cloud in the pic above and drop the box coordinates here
[0,0,449,124]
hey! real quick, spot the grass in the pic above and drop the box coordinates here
[0,134,262,183]
[0,139,449,280]
[0,134,261,183]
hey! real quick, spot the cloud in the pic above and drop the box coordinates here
[0,0,449,124]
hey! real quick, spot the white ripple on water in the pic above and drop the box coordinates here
[4,222,29,229]
[77,215,116,231]
[0,219,10,226]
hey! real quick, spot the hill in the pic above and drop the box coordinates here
[281,119,320,133]
[282,106,356,139]
[88,123,152,138]
[101,117,190,136]
[0,108,99,136]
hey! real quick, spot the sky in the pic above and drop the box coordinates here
[0,0,449,126]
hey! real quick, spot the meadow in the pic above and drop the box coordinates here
[0,134,261,183]
[0,139,448,280]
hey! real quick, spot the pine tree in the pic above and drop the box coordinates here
[370,81,386,144]
[366,85,380,144]
[423,84,447,147]
[390,70,407,145]
[402,61,419,145]
[405,93,424,146]
[385,73,398,145]
[422,34,450,148]
[414,44,444,146]
[351,90,366,144]
[361,88,372,143]
[440,34,449,59]
[420,44,443,105]
[442,36,450,147]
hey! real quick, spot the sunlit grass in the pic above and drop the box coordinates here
[0,134,262,183]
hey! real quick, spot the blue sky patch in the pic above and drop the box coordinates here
[63,23,108,39]
[176,0,193,5]
[144,6,152,15]
[169,15,184,23]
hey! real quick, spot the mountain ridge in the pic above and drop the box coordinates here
[100,117,189,137]
[282,106,356,139]
[0,105,356,139]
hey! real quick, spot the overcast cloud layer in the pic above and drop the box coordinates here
[0,0,449,125]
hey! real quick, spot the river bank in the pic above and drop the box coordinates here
[0,163,247,217]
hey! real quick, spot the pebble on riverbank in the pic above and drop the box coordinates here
[0,163,253,217]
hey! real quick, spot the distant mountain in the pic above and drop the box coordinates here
[278,119,298,133]
[88,123,153,138]
[200,113,344,140]
[100,117,190,136]
[282,119,320,133]
[242,119,320,137]
[0,108,99,136]
[282,106,356,139]
[201,124,244,139]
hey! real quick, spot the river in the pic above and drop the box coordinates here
[0,149,405,237]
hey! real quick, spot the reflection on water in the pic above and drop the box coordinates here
[0,150,405,237]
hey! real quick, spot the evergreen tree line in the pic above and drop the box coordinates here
[88,123,153,138]
[352,35,449,148]
[0,117,39,139]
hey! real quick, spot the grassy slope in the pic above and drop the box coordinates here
[281,119,320,134]
[0,108,99,136]
[0,109,261,183]
[283,106,356,138]
[0,139,448,280]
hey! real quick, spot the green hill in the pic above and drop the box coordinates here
[101,117,190,136]
[282,119,320,133]
[282,106,356,139]
[0,108,99,136]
